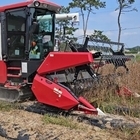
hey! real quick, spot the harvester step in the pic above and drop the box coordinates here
[7,67,21,70]
[7,74,21,78]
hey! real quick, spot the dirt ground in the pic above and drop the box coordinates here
[0,110,113,140]
[0,109,139,140]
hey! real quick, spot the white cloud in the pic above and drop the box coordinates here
[74,28,95,37]
[122,31,138,36]
[104,31,114,37]
[110,9,119,18]
[73,28,140,47]
[74,29,117,41]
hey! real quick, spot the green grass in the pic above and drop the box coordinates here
[0,102,19,112]
[42,114,80,129]
[98,92,140,118]
[136,54,140,61]
[85,86,140,118]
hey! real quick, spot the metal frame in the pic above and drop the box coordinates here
[89,37,124,46]
[0,12,7,57]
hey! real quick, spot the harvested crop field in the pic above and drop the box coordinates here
[0,108,139,140]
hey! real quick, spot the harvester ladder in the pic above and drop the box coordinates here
[7,67,21,78]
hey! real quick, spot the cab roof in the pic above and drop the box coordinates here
[0,0,61,13]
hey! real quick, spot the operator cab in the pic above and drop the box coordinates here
[0,0,60,61]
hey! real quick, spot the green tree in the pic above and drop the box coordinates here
[90,30,110,42]
[69,0,106,38]
[55,6,78,41]
[116,0,137,50]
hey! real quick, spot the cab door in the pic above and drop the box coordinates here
[6,8,26,60]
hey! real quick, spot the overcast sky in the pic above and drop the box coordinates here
[1,0,140,47]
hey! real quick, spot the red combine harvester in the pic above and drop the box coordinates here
[0,0,104,115]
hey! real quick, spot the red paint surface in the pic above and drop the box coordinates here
[0,60,7,84]
[0,0,60,12]
[32,74,79,110]
[37,52,93,75]
[117,86,133,96]
[78,96,97,114]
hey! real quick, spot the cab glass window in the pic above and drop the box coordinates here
[29,8,55,60]
[6,10,26,31]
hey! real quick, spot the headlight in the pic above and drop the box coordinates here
[34,1,40,7]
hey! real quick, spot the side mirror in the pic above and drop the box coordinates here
[30,22,39,34]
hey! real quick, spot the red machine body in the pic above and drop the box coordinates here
[32,74,79,110]
[0,61,7,84]
[0,0,99,115]
[37,52,93,74]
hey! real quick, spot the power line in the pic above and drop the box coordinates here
[122,27,140,30]
[103,26,140,32]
